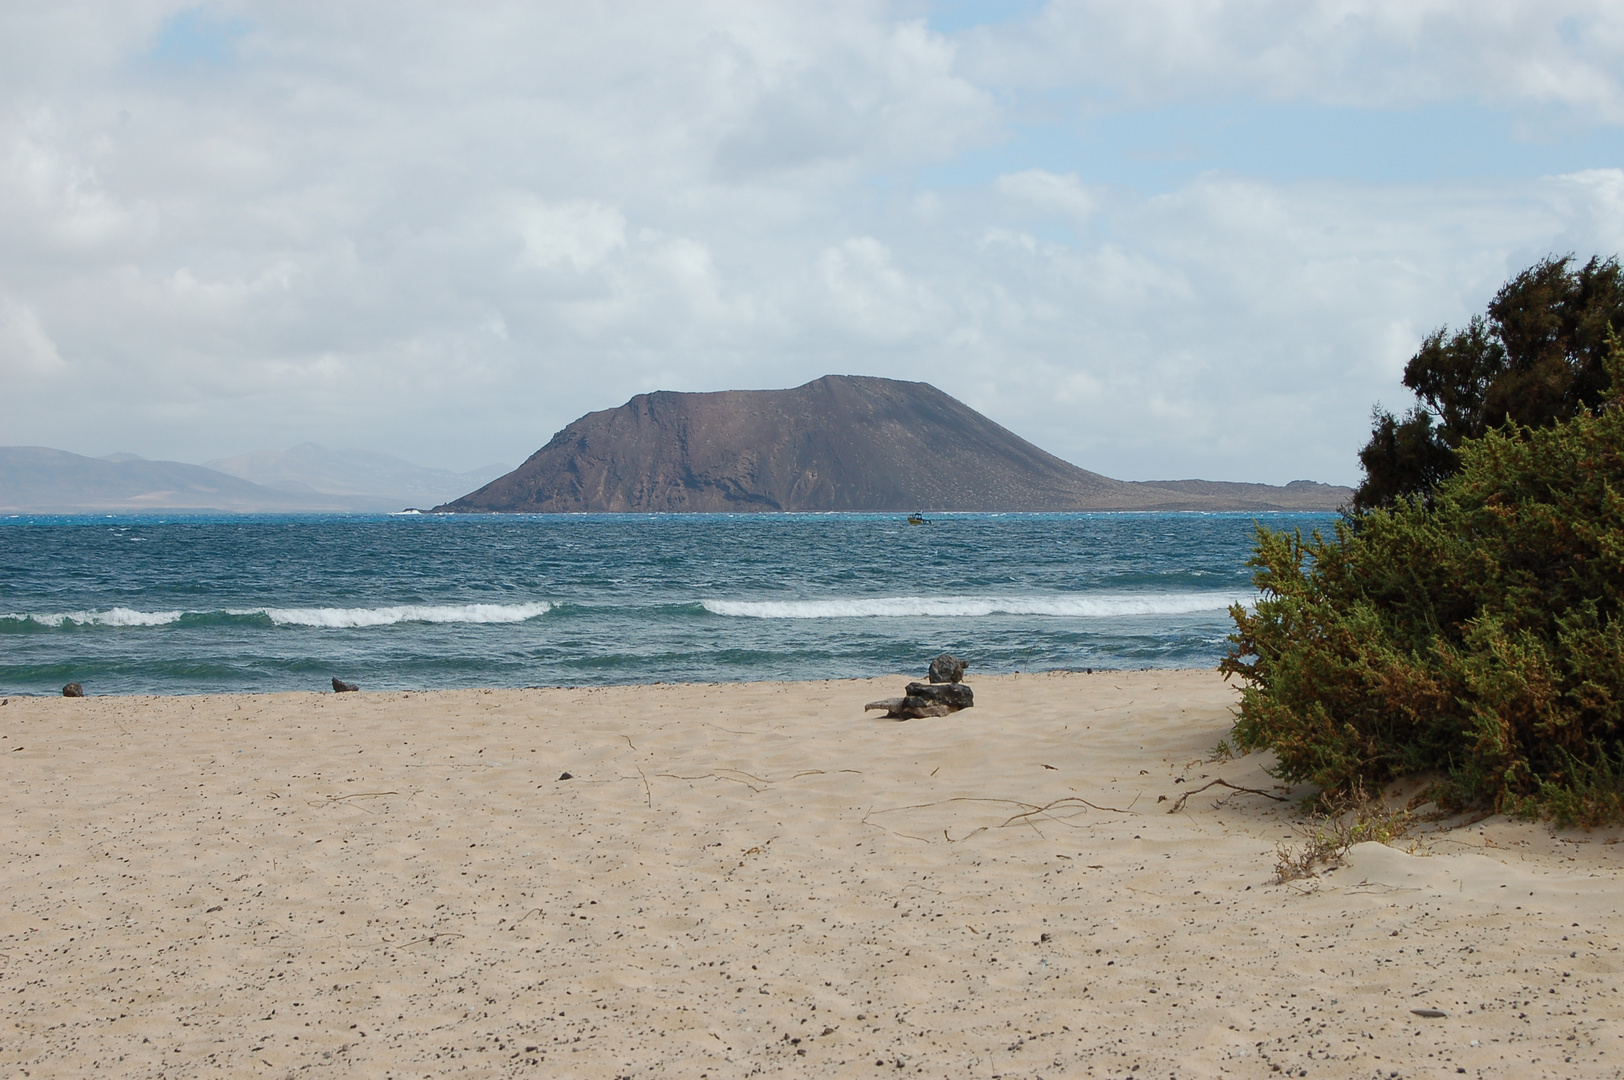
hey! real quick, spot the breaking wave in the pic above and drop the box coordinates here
[253,602,554,628]
[1,606,187,628]
[699,593,1248,619]
[1,602,553,631]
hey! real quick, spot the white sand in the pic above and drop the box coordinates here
[2,670,1621,1078]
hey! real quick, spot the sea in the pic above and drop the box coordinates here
[0,512,1335,696]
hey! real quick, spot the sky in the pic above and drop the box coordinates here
[3,1,1624,485]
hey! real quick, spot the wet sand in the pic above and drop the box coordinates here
[2,670,1620,1078]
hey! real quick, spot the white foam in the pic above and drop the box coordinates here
[700,593,1248,619]
[4,601,553,629]
[254,602,552,628]
[4,607,185,627]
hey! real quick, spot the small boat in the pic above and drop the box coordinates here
[906,513,928,525]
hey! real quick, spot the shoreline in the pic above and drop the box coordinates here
[4,671,1620,1077]
[4,664,1154,701]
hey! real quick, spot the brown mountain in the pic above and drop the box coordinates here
[434,375,1350,513]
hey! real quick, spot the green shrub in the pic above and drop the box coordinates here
[1223,346,1624,819]
[1354,255,1624,511]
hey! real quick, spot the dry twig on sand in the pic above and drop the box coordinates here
[310,790,403,813]
[1166,778,1286,814]
[1274,787,1414,883]
[655,768,857,793]
[999,796,1134,828]
[864,794,1135,843]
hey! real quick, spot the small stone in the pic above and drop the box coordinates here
[332,678,359,693]
[927,653,968,684]
[558,771,574,781]
[61,682,85,698]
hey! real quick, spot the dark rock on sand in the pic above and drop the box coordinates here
[865,680,975,720]
[332,678,359,693]
[61,682,85,698]
[865,656,977,719]
[558,772,574,781]
[905,681,974,710]
[927,653,968,684]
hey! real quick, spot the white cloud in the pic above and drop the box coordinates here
[0,1,1621,486]
[994,169,1097,221]
[707,13,996,177]
[818,236,945,341]
[1545,168,1624,256]
[511,198,626,272]
[0,288,66,378]
[1,118,157,256]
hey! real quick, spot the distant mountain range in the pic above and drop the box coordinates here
[3,378,1353,515]
[0,445,508,514]
[438,375,1352,513]
[205,444,507,508]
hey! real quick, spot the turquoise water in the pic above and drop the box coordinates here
[0,512,1330,695]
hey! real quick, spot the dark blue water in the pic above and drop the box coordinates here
[0,512,1330,695]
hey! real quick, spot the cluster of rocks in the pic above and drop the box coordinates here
[865,653,973,720]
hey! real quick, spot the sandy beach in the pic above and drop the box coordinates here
[2,670,1620,1079]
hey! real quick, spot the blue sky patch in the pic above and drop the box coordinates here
[923,0,1045,35]
[149,8,252,67]
[915,99,1624,194]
